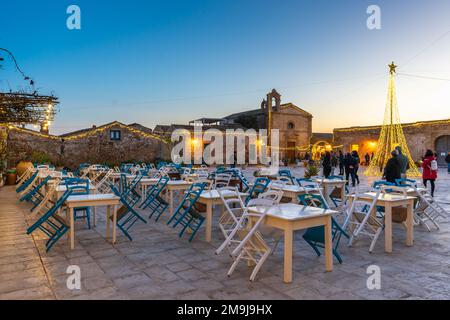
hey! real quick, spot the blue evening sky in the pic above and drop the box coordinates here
[1,0,449,134]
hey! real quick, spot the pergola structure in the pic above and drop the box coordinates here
[0,92,59,127]
[0,48,59,133]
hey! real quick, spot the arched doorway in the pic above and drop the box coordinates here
[435,135,450,166]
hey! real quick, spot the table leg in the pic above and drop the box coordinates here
[69,207,75,250]
[112,205,117,244]
[324,216,333,272]
[406,201,414,246]
[106,205,111,239]
[283,227,293,283]
[205,201,213,243]
[169,189,174,215]
[384,204,393,253]
[92,206,96,228]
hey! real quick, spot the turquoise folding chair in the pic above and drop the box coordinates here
[65,178,92,229]
[298,194,349,263]
[16,170,39,194]
[27,190,72,252]
[110,184,147,241]
[279,169,295,185]
[20,175,52,211]
[395,178,418,187]
[168,182,207,242]
[244,177,270,205]
[140,176,170,221]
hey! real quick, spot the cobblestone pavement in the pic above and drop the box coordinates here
[1,167,449,300]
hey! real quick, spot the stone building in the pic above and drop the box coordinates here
[156,89,314,163]
[333,119,450,166]
[2,121,170,169]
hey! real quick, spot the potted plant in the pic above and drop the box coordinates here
[16,152,34,178]
[304,163,319,179]
[30,150,52,166]
[6,168,17,185]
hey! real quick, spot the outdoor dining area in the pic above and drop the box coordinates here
[12,161,449,290]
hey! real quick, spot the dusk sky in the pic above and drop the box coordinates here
[1,0,449,134]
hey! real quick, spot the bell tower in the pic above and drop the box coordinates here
[266,89,281,112]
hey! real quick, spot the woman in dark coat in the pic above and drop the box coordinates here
[322,151,332,178]
[383,150,401,183]
[344,152,357,187]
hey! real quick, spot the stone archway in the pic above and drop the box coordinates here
[435,135,450,166]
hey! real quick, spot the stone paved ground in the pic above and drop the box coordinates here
[1,167,449,300]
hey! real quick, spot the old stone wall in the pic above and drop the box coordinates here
[3,124,171,169]
[333,120,450,163]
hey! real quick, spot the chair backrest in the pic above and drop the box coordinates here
[246,177,270,204]
[328,175,344,180]
[380,185,407,197]
[64,178,90,195]
[298,193,328,209]
[372,180,395,190]
[344,190,380,230]
[256,189,284,204]
[214,173,232,189]
[395,178,418,187]
[151,176,170,196]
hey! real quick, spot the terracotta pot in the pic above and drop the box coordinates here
[16,161,34,177]
[7,173,17,185]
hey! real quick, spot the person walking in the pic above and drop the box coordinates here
[331,151,338,176]
[383,150,401,183]
[351,150,360,185]
[446,152,450,174]
[344,152,356,187]
[422,149,438,197]
[338,150,344,175]
[395,146,408,179]
[322,151,332,178]
[365,153,370,166]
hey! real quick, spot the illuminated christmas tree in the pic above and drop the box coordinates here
[365,62,421,177]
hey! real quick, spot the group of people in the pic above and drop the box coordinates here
[320,146,447,197]
[321,150,361,187]
[384,147,440,197]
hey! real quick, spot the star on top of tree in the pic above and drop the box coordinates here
[389,62,398,75]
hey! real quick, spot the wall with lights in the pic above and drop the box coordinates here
[2,121,171,168]
[333,119,450,162]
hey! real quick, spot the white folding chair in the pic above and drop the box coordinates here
[92,169,113,194]
[216,194,271,281]
[214,173,232,189]
[413,186,448,231]
[15,167,34,191]
[344,190,382,253]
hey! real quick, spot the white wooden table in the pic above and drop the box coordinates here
[248,203,335,283]
[347,192,416,253]
[166,180,193,215]
[65,194,120,250]
[197,189,248,243]
[315,179,347,207]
